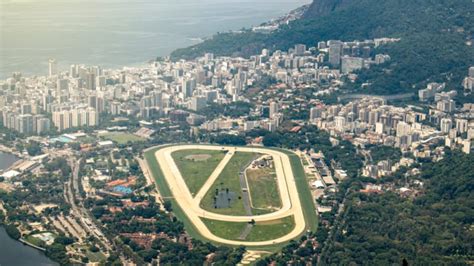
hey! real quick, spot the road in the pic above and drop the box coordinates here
[151,144,307,246]
[65,159,114,253]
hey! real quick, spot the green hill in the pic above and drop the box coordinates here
[171,0,474,96]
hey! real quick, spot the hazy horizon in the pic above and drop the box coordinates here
[0,0,310,78]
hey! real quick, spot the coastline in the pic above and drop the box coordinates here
[0,153,55,265]
[0,0,309,79]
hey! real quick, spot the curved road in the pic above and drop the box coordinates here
[151,145,307,246]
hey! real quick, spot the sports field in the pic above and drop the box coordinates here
[143,144,318,248]
[102,133,145,144]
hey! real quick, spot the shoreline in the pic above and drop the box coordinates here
[0,226,55,265]
[0,2,308,80]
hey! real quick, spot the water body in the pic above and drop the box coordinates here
[0,0,309,78]
[0,152,57,266]
[0,227,57,266]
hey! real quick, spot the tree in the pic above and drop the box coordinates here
[4,224,21,240]
[163,200,172,212]
[26,141,42,156]
[54,235,74,246]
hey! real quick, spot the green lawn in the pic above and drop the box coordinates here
[201,218,248,240]
[272,148,318,232]
[247,216,295,242]
[246,166,281,211]
[171,149,227,195]
[25,235,45,247]
[202,216,295,242]
[86,250,107,262]
[200,152,258,216]
[102,133,145,144]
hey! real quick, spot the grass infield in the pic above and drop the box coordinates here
[201,216,295,242]
[200,151,258,216]
[171,149,227,195]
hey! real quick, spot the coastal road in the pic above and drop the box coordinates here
[151,144,307,246]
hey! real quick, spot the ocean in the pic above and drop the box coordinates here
[0,0,309,78]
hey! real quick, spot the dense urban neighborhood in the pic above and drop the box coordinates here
[1,0,473,264]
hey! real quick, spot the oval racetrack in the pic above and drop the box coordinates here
[153,145,306,246]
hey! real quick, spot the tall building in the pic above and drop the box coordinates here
[110,101,121,115]
[36,117,51,134]
[52,107,97,132]
[294,44,306,56]
[189,96,207,111]
[396,122,411,137]
[182,78,196,98]
[21,104,32,115]
[70,64,78,78]
[269,102,279,118]
[85,72,96,90]
[204,53,214,63]
[17,114,34,134]
[335,116,346,132]
[48,59,58,77]
[57,78,69,99]
[43,95,54,112]
[329,41,343,67]
[436,99,455,113]
[440,118,453,133]
[456,119,468,133]
[317,41,327,49]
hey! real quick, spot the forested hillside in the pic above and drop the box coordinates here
[171,0,474,95]
[320,151,474,264]
[255,151,474,265]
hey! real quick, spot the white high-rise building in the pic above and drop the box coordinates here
[440,118,453,133]
[335,116,346,132]
[48,59,58,77]
[52,107,97,132]
[189,96,207,111]
[396,122,411,137]
[269,102,279,119]
[456,119,468,133]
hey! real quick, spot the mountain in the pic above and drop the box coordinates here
[302,0,351,18]
[171,0,474,96]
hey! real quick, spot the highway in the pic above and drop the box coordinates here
[65,159,115,254]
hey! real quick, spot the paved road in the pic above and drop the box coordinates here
[239,171,253,216]
[151,145,306,246]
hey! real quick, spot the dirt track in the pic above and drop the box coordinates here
[152,145,306,246]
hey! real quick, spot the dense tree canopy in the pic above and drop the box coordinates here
[321,151,474,265]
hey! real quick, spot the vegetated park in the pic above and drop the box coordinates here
[144,144,318,249]
[102,132,145,144]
